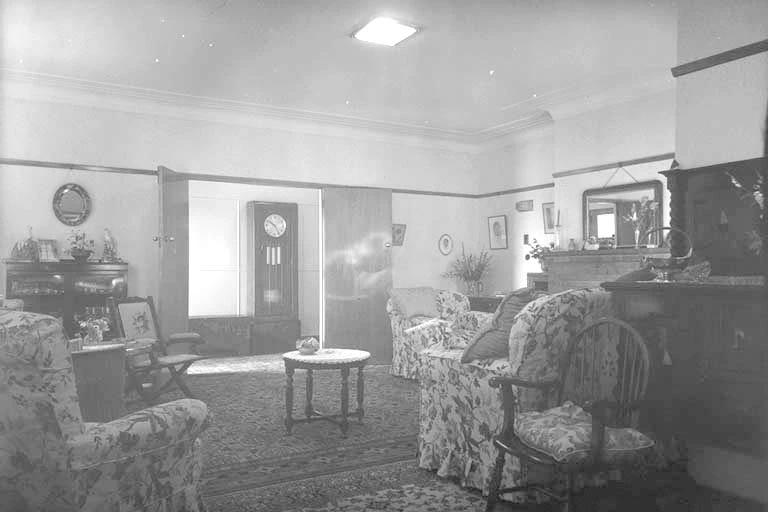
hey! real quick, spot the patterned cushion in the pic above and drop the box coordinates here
[460,288,543,363]
[389,287,439,319]
[515,401,655,464]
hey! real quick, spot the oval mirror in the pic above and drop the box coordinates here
[53,183,92,226]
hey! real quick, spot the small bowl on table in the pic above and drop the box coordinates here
[296,336,320,355]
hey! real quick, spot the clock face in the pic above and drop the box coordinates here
[264,213,287,238]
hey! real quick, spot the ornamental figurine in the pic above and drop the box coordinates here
[102,228,121,262]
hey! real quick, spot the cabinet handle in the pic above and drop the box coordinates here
[732,329,745,351]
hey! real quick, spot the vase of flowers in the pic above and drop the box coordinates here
[442,245,492,296]
[67,229,95,262]
[623,197,659,248]
[524,238,555,271]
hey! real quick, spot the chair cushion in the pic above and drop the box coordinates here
[515,402,655,464]
[389,287,439,319]
[460,287,543,362]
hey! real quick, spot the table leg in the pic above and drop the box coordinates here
[285,366,294,434]
[340,367,350,436]
[356,365,365,422]
[305,369,314,418]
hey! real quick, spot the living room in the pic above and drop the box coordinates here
[1,0,766,511]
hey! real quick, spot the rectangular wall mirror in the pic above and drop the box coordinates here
[582,180,664,248]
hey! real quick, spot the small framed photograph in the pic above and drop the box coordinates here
[438,233,454,255]
[37,239,60,262]
[515,200,534,212]
[392,224,407,246]
[542,202,556,234]
[487,215,508,250]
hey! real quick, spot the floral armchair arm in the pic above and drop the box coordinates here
[452,310,494,332]
[386,298,435,337]
[68,398,209,470]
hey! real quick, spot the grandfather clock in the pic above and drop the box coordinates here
[247,201,300,354]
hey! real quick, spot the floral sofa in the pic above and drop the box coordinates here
[0,309,210,512]
[417,287,616,496]
[387,287,493,380]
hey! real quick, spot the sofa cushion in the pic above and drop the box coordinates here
[460,287,543,362]
[515,401,654,464]
[389,287,439,319]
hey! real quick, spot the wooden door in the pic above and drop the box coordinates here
[157,166,190,338]
[323,187,392,363]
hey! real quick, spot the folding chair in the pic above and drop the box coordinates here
[109,296,206,404]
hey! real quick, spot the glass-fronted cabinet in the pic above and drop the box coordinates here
[4,261,128,338]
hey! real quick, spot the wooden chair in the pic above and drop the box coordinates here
[485,317,654,512]
[109,296,206,404]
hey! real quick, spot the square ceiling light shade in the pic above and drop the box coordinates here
[353,17,417,46]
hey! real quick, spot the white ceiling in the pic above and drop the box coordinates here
[1,0,678,135]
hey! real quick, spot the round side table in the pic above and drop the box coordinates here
[282,348,371,436]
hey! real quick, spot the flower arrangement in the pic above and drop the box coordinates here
[728,170,765,255]
[77,316,110,344]
[66,229,95,261]
[623,197,659,235]
[524,238,554,262]
[442,245,492,294]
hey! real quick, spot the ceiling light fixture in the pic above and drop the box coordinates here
[353,17,417,47]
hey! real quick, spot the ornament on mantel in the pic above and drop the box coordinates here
[102,228,122,262]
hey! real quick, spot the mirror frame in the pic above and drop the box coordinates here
[53,183,92,226]
[582,179,663,248]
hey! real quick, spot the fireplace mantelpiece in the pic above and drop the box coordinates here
[541,248,669,293]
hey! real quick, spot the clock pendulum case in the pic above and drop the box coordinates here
[246,201,300,354]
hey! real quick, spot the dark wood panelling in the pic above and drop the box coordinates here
[671,39,768,78]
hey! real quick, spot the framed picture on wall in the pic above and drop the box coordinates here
[392,224,407,246]
[542,202,556,234]
[487,215,508,249]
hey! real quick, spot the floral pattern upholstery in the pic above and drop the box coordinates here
[515,401,655,464]
[417,288,616,495]
[0,309,210,512]
[387,288,491,379]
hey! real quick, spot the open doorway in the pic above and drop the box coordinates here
[187,180,322,356]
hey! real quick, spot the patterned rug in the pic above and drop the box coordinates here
[142,355,763,512]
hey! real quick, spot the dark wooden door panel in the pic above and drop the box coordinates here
[323,187,392,363]
[158,166,190,338]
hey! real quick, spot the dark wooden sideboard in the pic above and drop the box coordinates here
[602,280,768,457]
[4,261,128,338]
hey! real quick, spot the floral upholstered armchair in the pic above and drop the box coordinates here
[0,309,210,512]
[418,288,617,497]
[387,287,493,380]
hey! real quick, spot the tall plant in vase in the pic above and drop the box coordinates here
[442,245,492,296]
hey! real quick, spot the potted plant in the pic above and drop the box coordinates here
[525,238,555,271]
[67,229,95,263]
[442,245,492,296]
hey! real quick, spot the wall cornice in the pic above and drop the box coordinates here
[1,69,673,154]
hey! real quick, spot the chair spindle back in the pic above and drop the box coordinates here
[558,317,650,428]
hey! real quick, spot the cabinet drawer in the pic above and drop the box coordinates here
[716,303,767,376]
